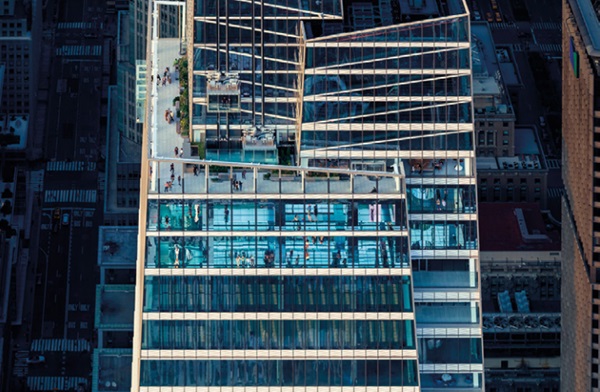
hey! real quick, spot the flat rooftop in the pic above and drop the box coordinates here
[97,227,138,267]
[92,349,132,392]
[95,285,135,330]
[0,114,28,150]
[479,203,560,252]
[477,127,546,171]
[471,23,515,113]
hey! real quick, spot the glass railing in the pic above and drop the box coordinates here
[144,235,410,269]
[147,161,405,196]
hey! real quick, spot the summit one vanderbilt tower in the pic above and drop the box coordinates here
[131,0,483,390]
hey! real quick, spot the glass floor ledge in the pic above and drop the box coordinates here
[147,161,405,196]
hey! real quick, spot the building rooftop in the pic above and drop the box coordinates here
[97,227,138,267]
[95,285,135,330]
[92,349,132,392]
[568,0,600,57]
[479,203,560,252]
[471,23,515,116]
[0,114,28,149]
[477,127,546,171]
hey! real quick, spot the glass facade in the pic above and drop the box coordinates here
[133,0,483,390]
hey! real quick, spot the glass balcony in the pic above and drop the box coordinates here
[147,199,407,233]
[404,158,474,178]
[145,235,410,269]
[206,72,240,112]
[409,221,478,250]
[407,185,476,213]
[148,161,405,197]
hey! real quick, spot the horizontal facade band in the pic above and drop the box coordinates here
[140,349,418,360]
[419,363,484,373]
[408,213,477,221]
[307,42,471,48]
[405,178,476,186]
[145,231,410,238]
[416,327,482,338]
[305,69,471,76]
[146,194,407,201]
[298,150,475,159]
[410,250,479,258]
[300,124,474,132]
[142,313,415,321]
[302,96,473,103]
[143,268,413,277]
[140,387,420,392]
[413,291,480,302]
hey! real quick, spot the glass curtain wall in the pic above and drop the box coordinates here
[133,0,482,390]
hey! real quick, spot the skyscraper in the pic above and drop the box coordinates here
[131,0,483,390]
[562,0,600,389]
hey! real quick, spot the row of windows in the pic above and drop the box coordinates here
[140,359,419,387]
[143,275,413,312]
[141,320,416,350]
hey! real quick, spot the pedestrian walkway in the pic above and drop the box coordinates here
[532,21,561,30]
[44,189,97,203]
[46,161,96,172]
[30,338,91,352]
[490,22,516,30]
[55,45,102,56]
[539,43,562,53]
[57,22,92,29]
[27,376,88,391]
[546,159,562,169]
[547,187,565,198]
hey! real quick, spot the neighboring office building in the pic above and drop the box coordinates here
[479,203,560,392]
[471,24,516,159]
[0,0,41,117]
[91,226,137,392]
[130,0,483,390]
[471,23,548,208]
[562,0,600,390]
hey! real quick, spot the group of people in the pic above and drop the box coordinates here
[156,67,173,87]
[231,178,244,191]
[235,251,254,268]
[164,108,175,124]
[174,146,183,158]
[292,204,319,230]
